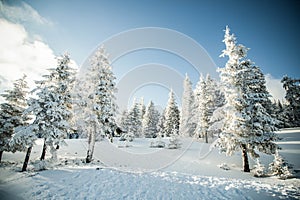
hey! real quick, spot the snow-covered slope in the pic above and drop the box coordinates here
[0,129,299,199]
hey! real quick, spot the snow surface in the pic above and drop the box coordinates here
[0,129,299,199]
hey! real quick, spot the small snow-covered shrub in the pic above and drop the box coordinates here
[269,151,293,180]
[253,159,266,177]
[118,133,133,148]
[32,160,49,171]
[150,140,165,148]
[218,163,230,170]
[119,133,133,142]
[167,134,181,149]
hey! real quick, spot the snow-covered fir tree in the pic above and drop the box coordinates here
[195,74,224,143]
[140,97,146,120]
[208,81,225,138]
[50,53,77,140]
[0,75,29,162]
[4,76,38,171]
[273,100,289,128]
[269,150,293,179]
[194,74,217,143]
[164,90,180,137]
[25,54,76,161]
[29,84,64,161]
[72,78,89,139]
[142,101,160,138]
[76,47,117,163]
[127,98,143,138]
[244,65,278,158]
[118,110,130,133]
[179,74,196,137]
[215,26,278,172]
[157,109,166,137]
[281,76,300,127]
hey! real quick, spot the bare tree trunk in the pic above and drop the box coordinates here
[56,145,59,150]
[86,123,96,163]
[241,144,250,172]
[40,139,47,160]
[22,146,32,172]
[0,151,3,163]
[205,131,208,143]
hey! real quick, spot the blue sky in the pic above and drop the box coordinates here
[21,0,299,76]
[0,0,299,108]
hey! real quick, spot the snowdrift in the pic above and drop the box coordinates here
[0,129,299,199]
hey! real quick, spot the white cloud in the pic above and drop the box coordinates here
[0,3,78,103]
[265,74,286,101]
[0,1,51,25]
[0,18,56,92]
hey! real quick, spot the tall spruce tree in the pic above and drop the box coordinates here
[79,47,117,163]
[118,110,130,133]
[25,54,76,161]
[164,90,180,137]
[216,26,278,172]
[0,75,29,162]
[4,76,37,171]
[179,74,196,137]
[127,98,143,138]
[50,54,77,141]
[273,100,288,128]
[194,74,222,142]
[208,80,226,138]
[157,109,166,137]
[281,76,300,127]
[140,97,146,120]
[142,101,160,138]
[194,74,214,143]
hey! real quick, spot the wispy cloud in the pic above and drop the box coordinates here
[0,1,78,97]
[265,74,285,101]
[0,18,56,93]
[0,1,52,25]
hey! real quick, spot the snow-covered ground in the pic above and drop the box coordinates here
[0,129,299,199]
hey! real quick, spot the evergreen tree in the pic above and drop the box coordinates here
[215,26,278,172]
[179,74,196,137]
[273,100,289,128]
[0,75,29,162]
[164,90,180,137]
[118,110,130,133]
[140,97,146,120]
[127,98,143,138]
[79,47,117,163]
[245,66,278,158]
[28,54,76,161]
[194,74,213,142]
[157,109,166,137]
[142,101,160,138]
[281,76,300,127]
[194,74,222,142]
[50,54,77,141]
[73,78,89,139]
[28,84,65,161]
[208,81,226,138]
